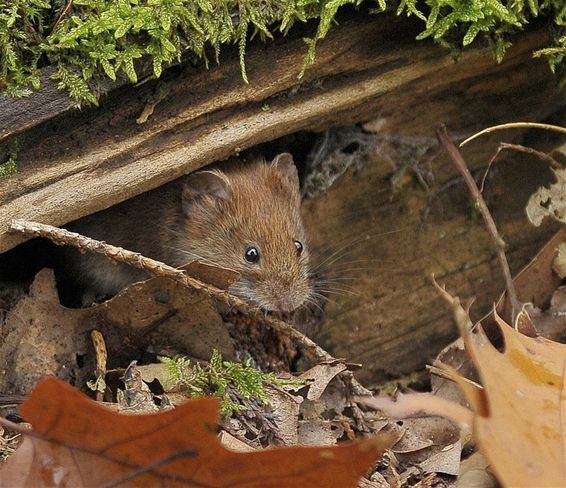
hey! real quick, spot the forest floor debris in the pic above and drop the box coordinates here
[1,124,566,485]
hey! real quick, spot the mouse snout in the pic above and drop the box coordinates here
[273,296,302,314]
[257,275,311,313]
[228,270,311,313]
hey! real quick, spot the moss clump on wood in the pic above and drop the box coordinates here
[1,0,565,104]
[0,156,17,177]
[0,138,19,177]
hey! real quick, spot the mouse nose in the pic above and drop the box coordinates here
[260,277,310,312]
[275,297,296,313]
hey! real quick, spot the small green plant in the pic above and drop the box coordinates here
[0,0,49,97]
[161,350,303,414]
[0,138,20,177]
[0,155,18,177]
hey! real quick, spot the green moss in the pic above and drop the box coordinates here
[1,0,565,104]
[0,156,18,177]
[0,138,20,177]
[160,350,303,415]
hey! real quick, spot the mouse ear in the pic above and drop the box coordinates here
[271,153,299,188]
[182,170,232,215]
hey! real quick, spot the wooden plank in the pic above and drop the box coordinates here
[0,14,561,253]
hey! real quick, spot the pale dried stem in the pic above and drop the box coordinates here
[427,363,482,390]
[9,219,371,393]
[459,122,566,147]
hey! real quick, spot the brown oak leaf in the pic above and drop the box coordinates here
[1,378,393,487]
[364,287,566,487]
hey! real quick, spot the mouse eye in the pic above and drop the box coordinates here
[244,246,260,264]
[294,240,303,256]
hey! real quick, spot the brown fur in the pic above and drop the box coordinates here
[62,155,311,311]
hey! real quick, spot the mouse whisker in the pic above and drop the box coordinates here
[310,228,406,274]
[320,265,387,274]
[164,246,222,268]
[311,277,360,283]
[311,227,404,256]
[309,242,364,273]
[310,227,405,267]
[308,231,379,270]
[307,291,339,307]
[302,297,324,315]
[312,286,364,298]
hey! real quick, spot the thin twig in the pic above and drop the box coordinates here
[101,449,199,488]
[498,143,562,170]
[9,219,329,359]
[436,126,521,322]
[91,330,108,402]
[9,220,374,392]
[52,0,73,31]
[480,142,562,193]
[0,416,30,435]
[426,364,482,389]
[460,122,566,147]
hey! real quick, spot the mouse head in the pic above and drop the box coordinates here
[178,153,311,313]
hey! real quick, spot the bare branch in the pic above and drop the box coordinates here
[436,126,521,322]
[479,142,562,193]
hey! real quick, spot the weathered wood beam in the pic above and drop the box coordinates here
[0,14,561,253]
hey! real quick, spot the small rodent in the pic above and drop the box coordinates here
[60,153,312,312]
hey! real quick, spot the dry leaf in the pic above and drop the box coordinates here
[264,384,301,445]
[0,269,235,394]
[137,362,178,393]
[363,292,566,487]
[218,431,255,452]
[525,286,566,343]
[484,229,565,332]
[526,168,566,226]
[418,440,461,477]
[552,242,566,278]
[456,451,497,488]
[298,419,344,446]
[0,269,86,394]
[431,231,566,451]
[1,378,393,487]
[295,362,347,401]
[117,361,160,413]
[467,315,566,486]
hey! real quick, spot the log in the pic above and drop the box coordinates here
[303,135,562,383]
[0,14,561,254]
[0,67,133,143]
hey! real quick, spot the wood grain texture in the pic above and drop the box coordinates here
[303,138,562,383]
[0,14,560,253]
